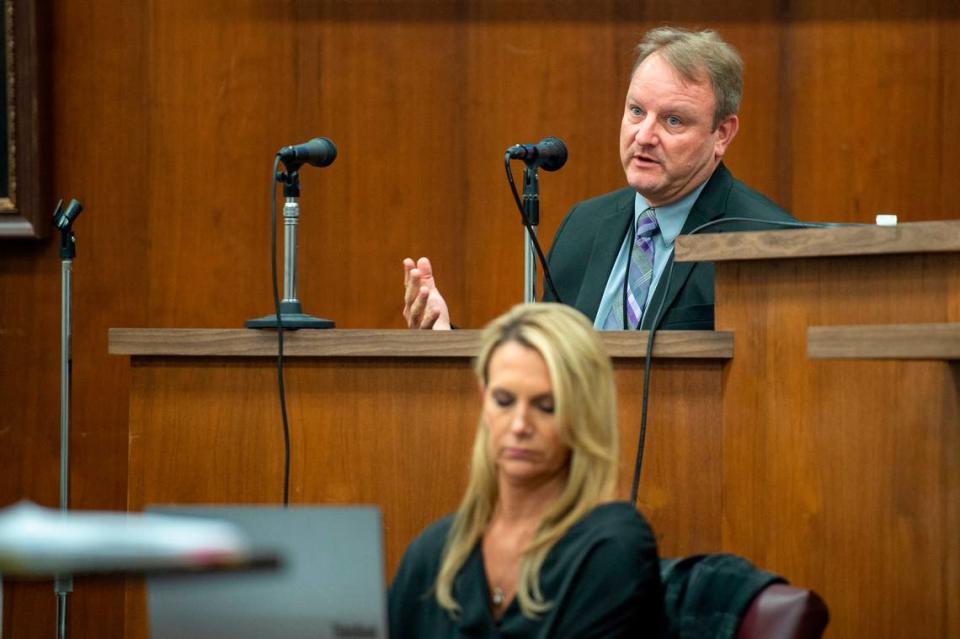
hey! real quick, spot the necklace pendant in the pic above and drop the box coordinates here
[492,586,504,607]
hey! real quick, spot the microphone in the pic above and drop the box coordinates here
[277,137,337,168]
[502,138,567,304]
[53,199,83,231]
[506,137,568,171]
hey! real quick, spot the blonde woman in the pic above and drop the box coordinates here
[389,303,662,637]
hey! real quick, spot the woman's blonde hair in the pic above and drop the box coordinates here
[435,303,619,619]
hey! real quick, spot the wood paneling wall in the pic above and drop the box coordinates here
[1,2,957,637]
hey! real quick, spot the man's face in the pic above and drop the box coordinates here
[619,52,738,207]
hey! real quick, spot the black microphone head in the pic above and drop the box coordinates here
[536,137,567,171]
[278,137,337,168]
[300,137,337,167]
[53,198,83,230]
[63,199,84,223]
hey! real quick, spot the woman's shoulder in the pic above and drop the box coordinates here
[556,501,658,563]
[401,513,456,564]
[576,501,655,538]
[389,514,463,638]
[390,514,456,602]
[537,501,663,637]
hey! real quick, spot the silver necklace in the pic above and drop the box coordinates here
[491,585,505,607]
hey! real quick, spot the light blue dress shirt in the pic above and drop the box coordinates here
[593,181,708,330]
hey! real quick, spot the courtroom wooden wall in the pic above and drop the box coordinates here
[0,1,957,637]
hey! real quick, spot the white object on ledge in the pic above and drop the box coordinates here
[0,501,251,577]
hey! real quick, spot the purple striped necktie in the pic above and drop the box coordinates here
[604,208,658,330]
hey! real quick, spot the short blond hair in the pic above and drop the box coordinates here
[633,26,743,129]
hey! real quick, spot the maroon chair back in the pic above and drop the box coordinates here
[736,583,829,639]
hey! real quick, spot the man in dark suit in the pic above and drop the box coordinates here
[403,27,795,331]
[543,163,793,331]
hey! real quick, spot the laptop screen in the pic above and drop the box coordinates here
[146,505,387,639]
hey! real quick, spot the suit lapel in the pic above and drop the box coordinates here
[641,163,732,329]
[574,189,635,321]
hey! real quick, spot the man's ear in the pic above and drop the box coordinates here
[714,114,739,159]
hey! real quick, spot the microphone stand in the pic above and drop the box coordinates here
[53,199,82,639]
[246,168,334,329]
[521,165,539,303]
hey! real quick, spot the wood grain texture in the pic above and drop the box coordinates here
[2,1,959,637]
[949,363,960,638]
[785,14,958,224]
[120,354,724,639]
[0,0,149,635]
[107,328,733,359]
[808,322,960,359]
[716,251,960,639]
[620,360,726,556]
[676,220,960,263]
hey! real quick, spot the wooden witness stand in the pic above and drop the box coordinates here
[109,221,959,639]
[677,220,959,639]
[110,329,731,638]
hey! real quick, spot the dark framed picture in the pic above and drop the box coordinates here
[0,0,40,239]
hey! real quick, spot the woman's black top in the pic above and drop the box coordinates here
[388,501,663,638]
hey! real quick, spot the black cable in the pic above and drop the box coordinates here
[629,257,673,503]
[504,153,563,303]
[505,152,525,215]
[687,216,847,235]
[628,215,847,503]
[269,154,292,506]
[618,213,640,329]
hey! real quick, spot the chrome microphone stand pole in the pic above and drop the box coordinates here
[53,199,83,639]
[245,168,334,329]
[521,165,539,304]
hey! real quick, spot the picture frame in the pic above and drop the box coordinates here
[0,0,41,239]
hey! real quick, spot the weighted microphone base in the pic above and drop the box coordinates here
[245,313,335,330]
[245,301,335,329]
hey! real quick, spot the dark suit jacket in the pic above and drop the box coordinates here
[659,554,785,639]
[542,163,796,330]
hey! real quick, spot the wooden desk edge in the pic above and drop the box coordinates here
[108,328,734,360]
[675,220,960,262]
[807,323,960,360]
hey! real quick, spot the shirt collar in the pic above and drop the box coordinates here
[634,180,709,246]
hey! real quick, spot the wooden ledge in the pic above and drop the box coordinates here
[808,323,960,360]
[675,220,960,262]
[108,328,733,360]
